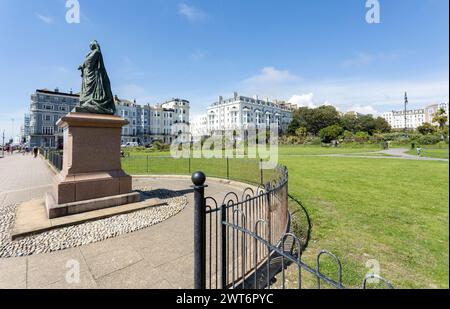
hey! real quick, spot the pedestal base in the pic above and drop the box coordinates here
[45,112,140,219]
[45,191,141,219]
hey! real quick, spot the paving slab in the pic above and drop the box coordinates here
[0,257,27,289]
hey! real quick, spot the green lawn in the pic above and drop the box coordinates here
[407,148,449,159]
[282,156,449,288]
[121,148,449,288]
[278,144,382,156]
[123,144,382,158]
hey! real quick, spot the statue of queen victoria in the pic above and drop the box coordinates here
[75,40,116,115]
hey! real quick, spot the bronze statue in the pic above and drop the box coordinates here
[75,40,116,115]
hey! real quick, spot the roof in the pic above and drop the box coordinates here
[36,89,79,98]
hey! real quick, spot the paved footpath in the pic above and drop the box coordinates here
[0,154,249,289]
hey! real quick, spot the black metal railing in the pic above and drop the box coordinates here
[39,147,63,171]
[122,155,266,185]
[192,167,394,289]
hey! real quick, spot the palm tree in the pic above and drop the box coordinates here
[432,108,448,130]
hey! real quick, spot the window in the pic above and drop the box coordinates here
[45,115,51,121]
[42,126,54,135]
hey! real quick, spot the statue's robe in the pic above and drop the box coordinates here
[77,48,116,115]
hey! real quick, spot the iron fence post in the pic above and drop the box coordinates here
[226,157,230,180]
[146,155,149,174]
[220,204,227,289]
[260,158,264,185]
[192,171,208,289]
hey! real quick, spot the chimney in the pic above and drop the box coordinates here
[219,96,223,104]
[69,88,73,95]
[234,91,238,100]
[54,87,59,93]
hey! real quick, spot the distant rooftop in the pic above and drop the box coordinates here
[36,88,79,97]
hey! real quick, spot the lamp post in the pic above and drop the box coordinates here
[404,92,408,132]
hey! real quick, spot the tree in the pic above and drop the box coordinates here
[304,106,341,135]
[417,123,436,135]
[319,125,344,143]
[432,108,448,130]
[287,118,301,135]
[355,115,377,135]
[374,117,391,133]
[340,114,359,133]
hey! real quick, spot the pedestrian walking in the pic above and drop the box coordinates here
[33,147,38,158]
[416,147,422,157]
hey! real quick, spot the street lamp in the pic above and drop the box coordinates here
[11,118,15,143]
[404,92,408,132]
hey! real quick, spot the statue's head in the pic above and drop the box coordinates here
[89,40,100,51]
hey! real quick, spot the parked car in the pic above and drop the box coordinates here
[121,142,139,148]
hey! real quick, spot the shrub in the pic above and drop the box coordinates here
[413,134,442,145]
[342,130,354,143]
[319,125,344,143]
[354,131,370,143]
[417,123,437,135]
[304,136,322,145]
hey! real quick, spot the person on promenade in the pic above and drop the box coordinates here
[33,147,38,158]
[416,147,422,157]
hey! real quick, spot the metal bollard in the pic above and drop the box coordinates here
[192,171,207,289]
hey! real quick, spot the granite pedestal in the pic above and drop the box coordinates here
[45,113,140,219]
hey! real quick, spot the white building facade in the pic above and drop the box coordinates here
[190,114,208,137]
[115,97,190,145]
[382,102,449,130]
[204,92,294,135]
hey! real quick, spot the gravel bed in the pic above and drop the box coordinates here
[0,186,187,258]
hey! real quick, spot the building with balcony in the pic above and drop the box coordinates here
[205,92,294,135]
[116,97,190,145]
[382,102,449,130]
[28,88,79,148]
[26,89,190,148]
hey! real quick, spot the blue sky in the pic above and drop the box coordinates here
[0,0,448,139]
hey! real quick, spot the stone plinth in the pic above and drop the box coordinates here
[45,113,140,219]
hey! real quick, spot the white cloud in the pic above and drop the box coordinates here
[288,93,317,108]
[244,67,299,84]
[240,67,448,114]
[346,105,379,115]
[178,3,207,22]
[35,13,54,24]
[305,77,449,111]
